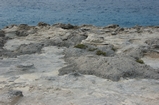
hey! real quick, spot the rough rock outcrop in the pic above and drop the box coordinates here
[54,23,78,29]
[37,22,50,27]
[0,23,159,105]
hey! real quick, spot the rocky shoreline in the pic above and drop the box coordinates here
[0,23,159,105]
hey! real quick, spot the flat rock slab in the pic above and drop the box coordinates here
[1,75,158,105]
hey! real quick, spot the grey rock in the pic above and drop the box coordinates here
[145,38,159,46]
[63,33,88,46]
[0,30,5,37]
[4,24,17,29]
[0,37,6,47]
[43,37,63,47]
[80,28,90,32]
[0,49,17,57]
[134,26,143,33]
[16,30,28,37]
[0,24,159,105]
[115,27,124,32]
[152,44,159,49]
[126,48,144,59]
[105,24,119,28]
[145,39,159,53]
[44,76,56,81]
[59,64,78,75]
[8,90,23,97]
[7,76,19,82]
[68,72,83,77]
[58,23,77,29]
[17,24,37,36]
[0,90,23,105]
[111,32,117,35]
[16,63,35,71]
[96,44,115,56]
[5,31,17,38]
[59,55,159,81]
[16,43,44,54]
[38,22,50,27]
[18,24,30,30]
[45,32,88,47]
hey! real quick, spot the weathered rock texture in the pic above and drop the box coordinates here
[59,24,159,81]
[0,23,159,105]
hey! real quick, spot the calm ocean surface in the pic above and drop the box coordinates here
[0,0,159,29]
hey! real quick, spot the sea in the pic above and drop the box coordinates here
[0,0,159,29]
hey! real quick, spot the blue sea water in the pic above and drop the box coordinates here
[0,0,159,29]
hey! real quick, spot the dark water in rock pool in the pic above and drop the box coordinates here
[0,0,159,29]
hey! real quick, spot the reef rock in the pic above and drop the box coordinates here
[0,24,159,105]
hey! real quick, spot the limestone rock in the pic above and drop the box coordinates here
[60,55,159,81]
[111,31,117,35]
[5,31,17,38]
[16,63,35,71]
[0,37,6,47]
[8,90,23,97]
[58,23,77,29]
[0,90,23,105]
[1,24,159,105]
[16,43,44,54]
[105,24,119,28]
[0,30,5,37]
[18,24,30,30]
[38,22,50,27]
[16,30,29,37]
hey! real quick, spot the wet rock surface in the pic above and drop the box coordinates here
[0,24,159,105]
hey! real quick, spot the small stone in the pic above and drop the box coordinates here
[8,90,23,97]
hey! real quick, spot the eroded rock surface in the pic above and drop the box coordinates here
[0,24,159,105]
